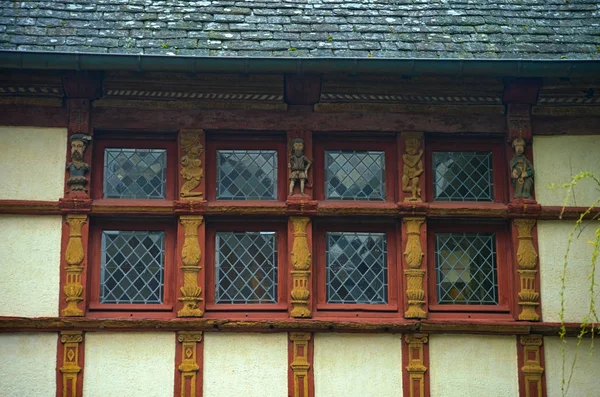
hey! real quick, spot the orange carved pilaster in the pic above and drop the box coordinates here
[403,333,429,397]
[514,219,540,321]
[290,217,312,318]
[518,335,545,397]
[178,216,204,317]
[289,332,313,397]
[58,331,83,397]
[176,331,203,397]
[61,214,87,317]
[404,217,426,319]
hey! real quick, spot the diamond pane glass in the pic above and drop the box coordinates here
[326,232,388,304]
[325,150,385,200]
[433,151,493,201]
[100,230,165,304]
[215,232,278,304]
[435,232,497,305]
[217,150,277,200]
[104,148,167,199]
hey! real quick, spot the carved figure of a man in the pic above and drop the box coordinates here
[510,137,534,199]
[402,136,424,201]
[288,138,311,196]
[180,132,204,199]
[66,133,92,192]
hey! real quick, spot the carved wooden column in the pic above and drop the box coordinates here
[178,129,205,201]
[58,331,84,397]
[515,219,540,321]
[177,216,204,317]
[289,332,313,397]
[404,217,427,319]
[290,217,312,318]
[403,333,429,397]
[176,331,203,397]
[399,132,424,203]
[518,335,545,397]
[61,214,88,317]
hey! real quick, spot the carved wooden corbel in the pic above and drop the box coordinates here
[289,332,312,397]
[177,331,203,397]
[404,333,429,397]
[61,214,87,317]
[179,130,204,200]
[59,331,83,397]
[515,219,540,321]
[178,215,204,317]
[290,217,311,318]
[404,217,426,319]
[400,132,424,202]
[519,335,544,397]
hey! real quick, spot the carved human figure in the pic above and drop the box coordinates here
[288,138,312,196]
[510,137,534,199]
[180,132,204,199]
[66,133,92,193]
[402,136,424,201]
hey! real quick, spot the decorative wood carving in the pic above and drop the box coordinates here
[519,335,544,397]
[180,130,204,200]
[290,217,311,318]
[177,331,203,397]
[507,104,532,142]
[515,219,540,321]
[59,331,83,397]
[289,332,311,397]
[66,134,92,196]
[401,132,424,202]
[404,333,428,397]
[178,215,204,317]
[62,214,87,317]
[510,138,535,200]
[404,217,426,319]
[288,138,312,197]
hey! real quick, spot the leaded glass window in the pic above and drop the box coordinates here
[435,232,497,305]
[326,232,388,304]
[100,230,165,304]
[104,148,167,199]
[433,151,493,201]
[217,150,277,200]
[215,232,278,304]
[325,150,385,200]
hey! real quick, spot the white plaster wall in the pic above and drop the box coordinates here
[0,126,67,200]
[203,333,288,397]
[83,332,175,397]
[538,220,600,322]
[0,215,61,317]
[314,333,403,397]
[0,333,57,397]
[533,135,600,207]
[544,336,600,397]
[429,335,518,397]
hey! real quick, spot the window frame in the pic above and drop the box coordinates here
[427,222,512,314]
[91,134,178,201]
[314,221,400,313]
[313,134,397,202]
[205,133,288,202]
[88,218,177,314]
[204,220,288,312]
[425,139,507,203]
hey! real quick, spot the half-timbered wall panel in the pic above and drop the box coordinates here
[533,135,600,207]
[0,333,57,397]
[429,335,518,397]
[544,336,600,397]
[203,333,288,397]
[538,220,600,323]
[0,126,66,201]
[313,334,403,397]
[0,215,61,317]
[83,332,175,397]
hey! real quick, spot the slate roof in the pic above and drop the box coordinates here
[1,0,599,60]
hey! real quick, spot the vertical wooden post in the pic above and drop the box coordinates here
[57,331,84,397]
[177,216,205,317]
[402,333,429,397]
[290,217,312,318]
[518,335,546,397]
[514,219,540,321]
[175,331,204,397]
[289,332,314,397]
[403,217,427,319]
[60,214,88,317]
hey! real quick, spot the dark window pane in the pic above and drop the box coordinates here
[100,230,165,304]
[326,232,387,304]
[215,232,278,303]
[435,232,498,305]
[217,150,277,200]
[433,151,493,201]
[104,148,167,199]
[325,150,385,200]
